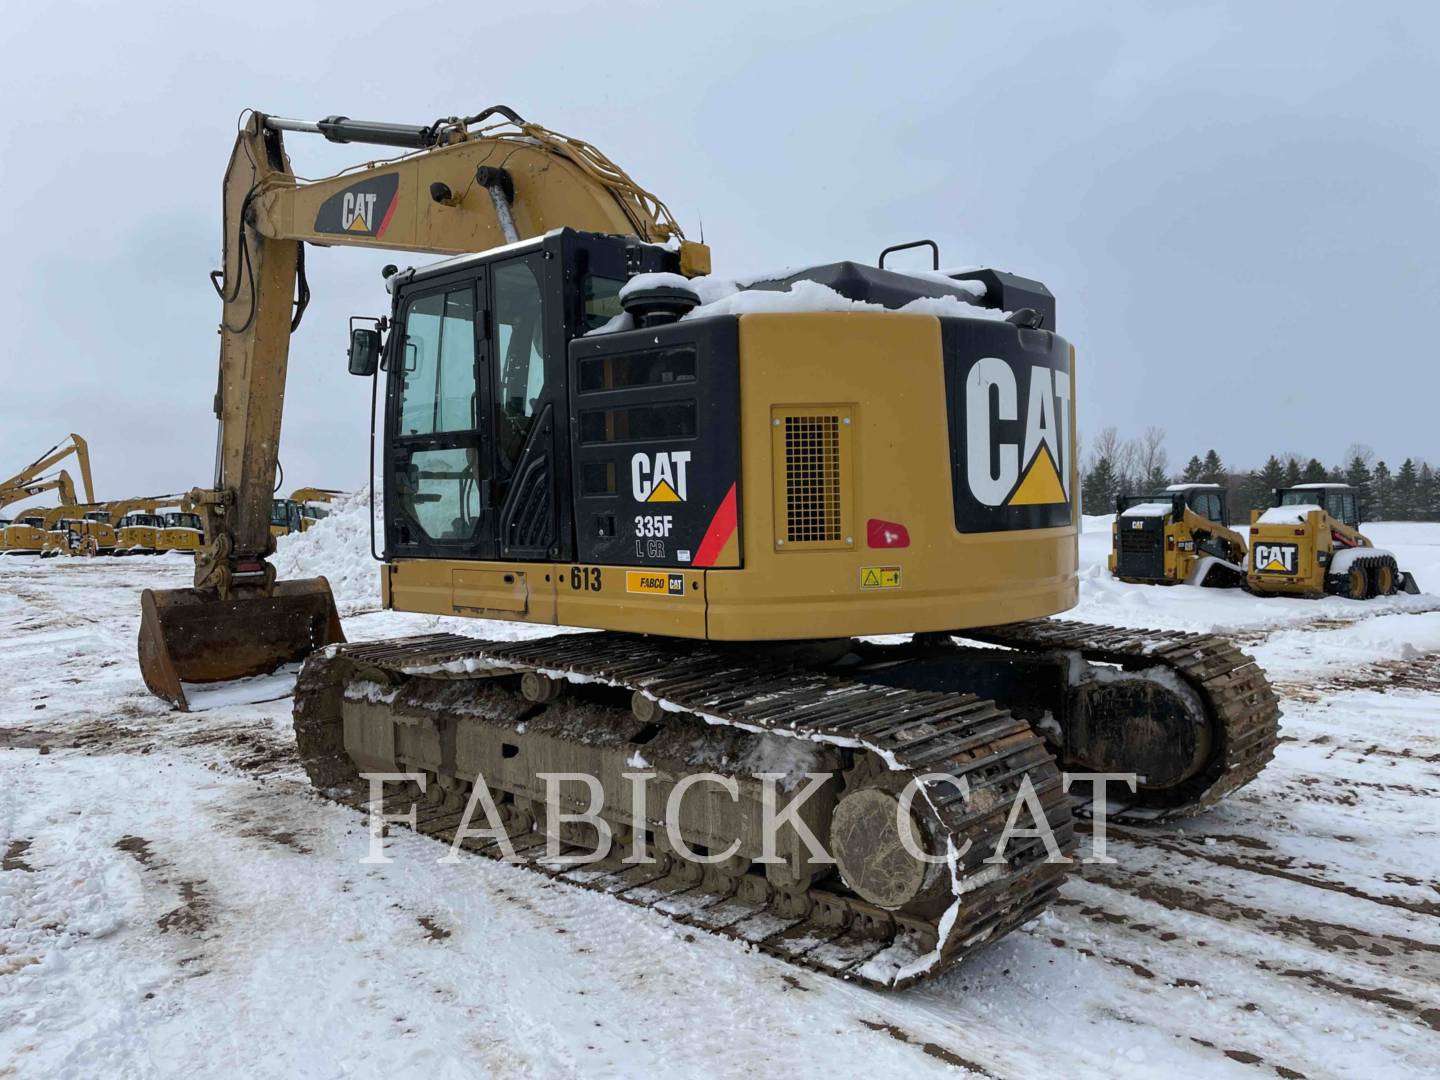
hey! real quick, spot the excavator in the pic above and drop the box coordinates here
[0,470,83,552]
[268,488,339,537]
[114,497,205,555]
[1,436,95,555]
[0,435,96,551]
[137,107,1280,989]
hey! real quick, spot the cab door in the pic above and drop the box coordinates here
[487,251,561,561]
[385,271,496,560]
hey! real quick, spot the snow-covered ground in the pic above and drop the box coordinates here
[3,514,1438,1078]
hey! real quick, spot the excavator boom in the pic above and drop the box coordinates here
[140,108,707,708]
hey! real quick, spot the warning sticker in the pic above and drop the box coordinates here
[626,570,686,596]
[860,566,901,590]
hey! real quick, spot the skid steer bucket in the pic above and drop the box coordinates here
[138,578,345,710]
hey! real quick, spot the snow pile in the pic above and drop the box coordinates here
[1257,504,1322,525]
[1119,501,1171,518]
[271,489,381,616]
[594,270,1009,335]
[1328,546,1397,574]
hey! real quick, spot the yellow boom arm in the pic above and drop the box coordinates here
[196,107,704,597]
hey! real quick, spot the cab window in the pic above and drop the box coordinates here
[492,257,547,489]
[397,288,478,437]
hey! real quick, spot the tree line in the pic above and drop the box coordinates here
[1080,427,1439,522]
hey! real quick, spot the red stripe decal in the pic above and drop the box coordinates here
[376,193,399,238]
[693,483,737,568]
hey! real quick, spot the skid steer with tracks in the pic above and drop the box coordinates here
[137,107,1280,988]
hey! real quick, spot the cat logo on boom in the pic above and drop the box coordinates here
[313,174,400,239]
[631,451,691,503]
[954,350,1075,532]
[341,192,378,232]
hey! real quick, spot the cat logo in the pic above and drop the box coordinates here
[341,191,378,232]
[313,174,399,239]
[1254,542,1299,574]
[965,356,1072,510]
[631,450,691,503]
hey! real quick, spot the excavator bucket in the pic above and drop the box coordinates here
[138,578,345,710]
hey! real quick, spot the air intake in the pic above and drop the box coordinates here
[774,408,852,549]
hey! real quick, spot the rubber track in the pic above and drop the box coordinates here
[294,631,1075,990]
[960,620,1281,822]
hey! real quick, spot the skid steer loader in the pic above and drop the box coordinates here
[1247,483,1420,598]
[1109,483,1248,587]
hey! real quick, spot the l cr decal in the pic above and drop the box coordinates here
[313,174,399,239]
[945,323,1075,533]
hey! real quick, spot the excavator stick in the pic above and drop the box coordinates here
[138,578,344,711]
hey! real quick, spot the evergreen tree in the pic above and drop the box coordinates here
[1301,458,1328,484]
[1082,457,1119,516]
[1181,455,1204,483]
[1200,449,1225,484]
[1393,459,1418,522]
[1345,453,1374,507]
[1283,457,1303,486]
[1329,465,1346,484]
[1420,463,1437,522]
[1371,460,1393,520]
[1143,463,1171,492]
[1249,455,1286,511]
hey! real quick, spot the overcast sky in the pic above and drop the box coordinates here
[2,1,1436,504]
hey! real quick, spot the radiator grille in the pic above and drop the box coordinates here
[783,415,843,543]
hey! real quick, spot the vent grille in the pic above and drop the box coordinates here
[783,415,843,543]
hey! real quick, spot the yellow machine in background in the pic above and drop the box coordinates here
[114,498,204,555]
[1109,483,1248,587]
[0,434,96,554]
[269,488,344,537]
[1247,483,1419,598]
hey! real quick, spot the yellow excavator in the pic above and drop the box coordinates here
[268,489,340,537]
[0,435,96,552]
[137,107,1280,989]
[114,497,206,555]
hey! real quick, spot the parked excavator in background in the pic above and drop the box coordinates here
[269,489,342,537]
[290,486,345,530]
[1247,483,1420,598]
[1109,483,1248,587]
[0,434,96,553]
[37,497,193,557]
[135,106,1280,988]
[113,497,205,555]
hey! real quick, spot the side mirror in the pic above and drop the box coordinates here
[348,327,381,376]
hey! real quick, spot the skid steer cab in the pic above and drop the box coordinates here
[1109,483,1247,587]
[1247,483,1420,599]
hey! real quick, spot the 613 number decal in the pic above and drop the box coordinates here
[569,566,603,591]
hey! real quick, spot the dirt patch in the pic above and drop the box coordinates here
[1259,960,1440,1031]
[157,880,212,936]
[1113,829,1440,917]
[417,916,451,942]
[1080,870,1440,979]
[858,1019,993,1075]
[0,728,61,750]
[115,835,157,869]
[3,839,35,872]
[1279,653,1440,700]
